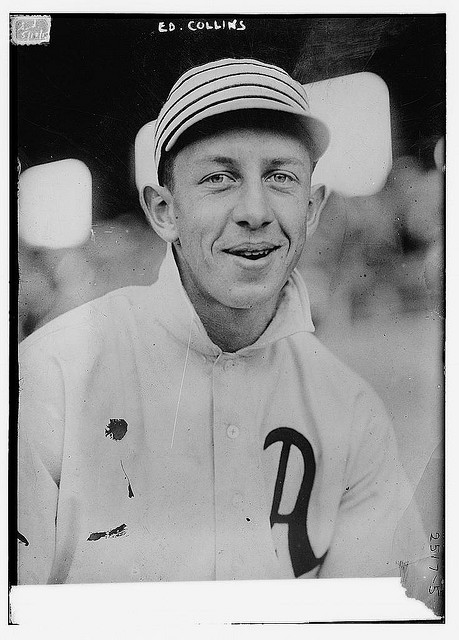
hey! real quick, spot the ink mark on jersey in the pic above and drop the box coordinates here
[87,523,127,541]
[17,531,29,546]
[264,427,327,577]
[120,459,135,498]
[105,418,128,441]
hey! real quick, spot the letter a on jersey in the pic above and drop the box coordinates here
[264,428,327,576]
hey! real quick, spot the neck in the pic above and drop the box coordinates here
[194,299,278,353]
[173,249,279,352]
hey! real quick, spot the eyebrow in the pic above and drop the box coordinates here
[194,156,238,168]
[268,157,306,168]
[195,156,306,168]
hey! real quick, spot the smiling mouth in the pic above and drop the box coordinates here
[224,245,279,260]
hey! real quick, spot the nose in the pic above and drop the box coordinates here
[231,181,274,229]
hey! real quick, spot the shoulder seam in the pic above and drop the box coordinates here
[19,285,148,354]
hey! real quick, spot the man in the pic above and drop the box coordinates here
[18,58,426,584]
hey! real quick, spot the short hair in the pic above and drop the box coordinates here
[158,109,316,192]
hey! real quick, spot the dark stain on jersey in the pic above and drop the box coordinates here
[264,427,327,577]
[17,531,29,546]
[120,459,135,498]
[87,523,127,541]
[105,418,128,441]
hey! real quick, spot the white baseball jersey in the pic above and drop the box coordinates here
[18,245,426,584]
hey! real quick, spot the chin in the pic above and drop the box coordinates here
[217,282,284,311]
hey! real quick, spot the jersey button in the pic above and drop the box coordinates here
[226,424,240,439]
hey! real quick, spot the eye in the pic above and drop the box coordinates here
[202,173,234,185]
[266,172,296,185]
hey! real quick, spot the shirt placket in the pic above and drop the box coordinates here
[212,352,284,581]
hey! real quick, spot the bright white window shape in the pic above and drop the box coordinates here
[19,158,92,249]
[305,72,392,197]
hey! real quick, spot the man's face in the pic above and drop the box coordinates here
[163,127,321,311]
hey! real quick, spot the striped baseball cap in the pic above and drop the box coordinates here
[153,58,330,184]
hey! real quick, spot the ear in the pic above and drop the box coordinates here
[142,185,179,243]
[306,184,328,237]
